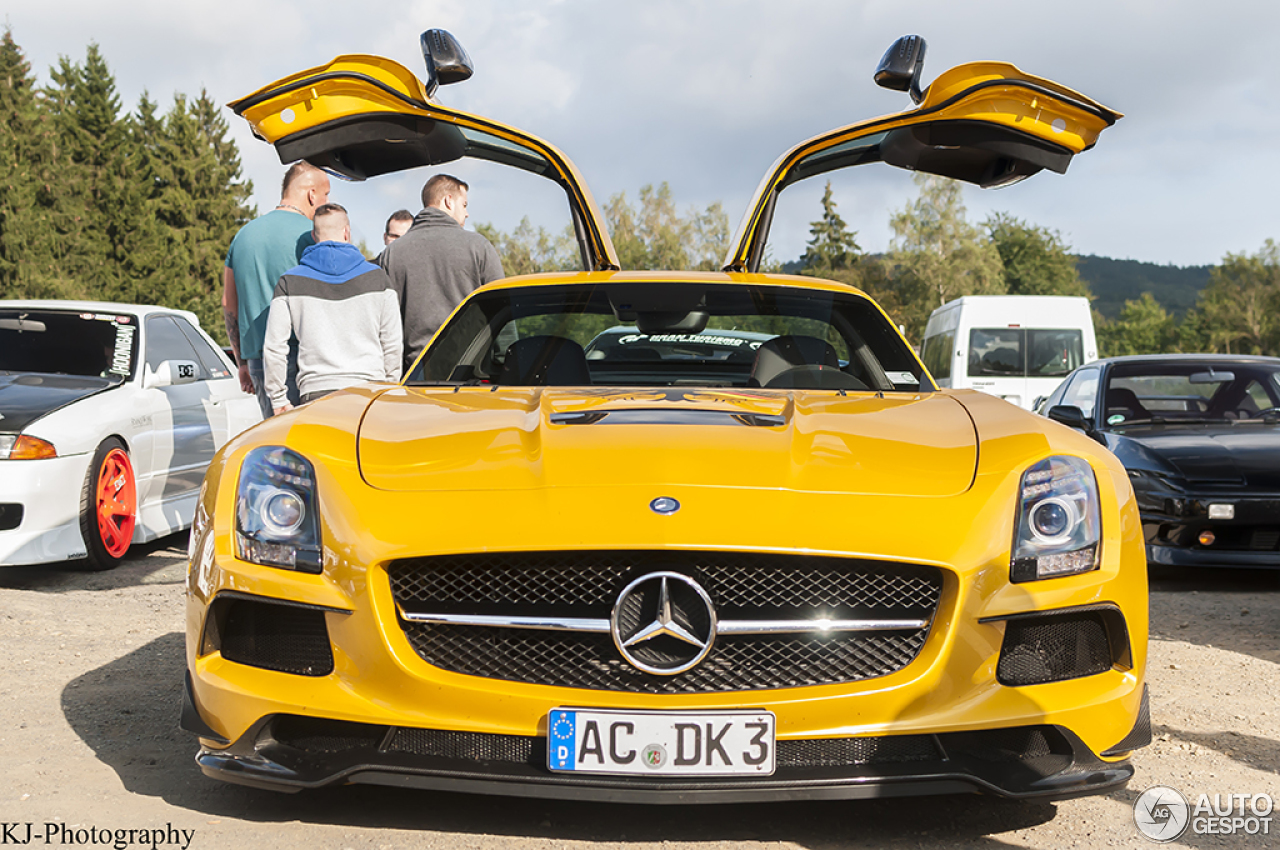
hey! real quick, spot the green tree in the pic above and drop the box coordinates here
[985,212,1090,297]
[799,181,861,275]
[476,217,579,276]
[1096,293,1177,356]
[44,44,132,296]
[605,182,728,271]
[0,31,254,340]
[0,27,72,298]
[143,90,254,335]
[884,173,1005,341]
[1195,239,1280,355]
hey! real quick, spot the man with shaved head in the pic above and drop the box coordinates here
[223,160,331,417]
[380,173,505,370]
[263,203,402,414]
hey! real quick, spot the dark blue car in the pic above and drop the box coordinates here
[1039,354,1280,569]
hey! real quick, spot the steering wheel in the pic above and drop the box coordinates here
[1249,407,1280,419]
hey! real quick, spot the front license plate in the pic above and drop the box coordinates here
[547,708,775,776]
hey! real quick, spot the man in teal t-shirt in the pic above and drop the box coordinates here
[223,161,331,418]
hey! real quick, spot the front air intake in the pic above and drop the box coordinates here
[993,606,1129,686]
[201,594,334,676]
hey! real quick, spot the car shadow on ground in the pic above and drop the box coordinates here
[1148,567,1280,665]
[0,531,189,593]
[60,632,1064,846]
[1159,725,1280,778]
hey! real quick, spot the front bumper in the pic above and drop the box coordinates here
[190,702,1144,803]
[0,454,91,566]
[1141,494,1280,569]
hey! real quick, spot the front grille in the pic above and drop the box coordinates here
[388,551,941,693]
[386,728,538,762]
[1250,528,1280,550]
[777,734,939,767]
[997,610,1113,686]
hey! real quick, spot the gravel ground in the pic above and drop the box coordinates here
[1,536,1277,850]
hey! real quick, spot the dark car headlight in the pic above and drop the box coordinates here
[235,446,322,573]
[1011,456,1100,582]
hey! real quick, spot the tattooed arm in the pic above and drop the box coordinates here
[222,266,253,394]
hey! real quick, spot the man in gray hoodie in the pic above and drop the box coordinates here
[379,174,505,371]
[264,203,402,414]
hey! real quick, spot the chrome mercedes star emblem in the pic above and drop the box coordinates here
[611,571,716,675]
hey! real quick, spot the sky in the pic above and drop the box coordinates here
[6,0,1279,268]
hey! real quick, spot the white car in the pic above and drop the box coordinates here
[0,301,261,569]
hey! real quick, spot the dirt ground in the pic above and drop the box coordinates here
[1,536,1277,850]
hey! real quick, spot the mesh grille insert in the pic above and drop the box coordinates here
[997,611,1112,686]
[217,598,334,677]
[388,551,941,693]
[384,726,939,769]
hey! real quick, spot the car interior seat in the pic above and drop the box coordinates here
[1104,386,1149,421]
[496,335,592,386]
[749,335,865,390]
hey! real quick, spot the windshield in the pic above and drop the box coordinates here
[1104,362,1280,427]
[409,283,927,392]
[0,309,138,380]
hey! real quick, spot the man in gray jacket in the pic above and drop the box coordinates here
[379,174,505,371]
[264,204,402,414]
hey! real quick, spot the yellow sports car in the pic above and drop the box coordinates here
[184,33,1149,802]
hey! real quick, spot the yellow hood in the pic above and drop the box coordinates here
[357,388,976,496]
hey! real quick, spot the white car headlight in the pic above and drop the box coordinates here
[235,446,322,573]
[1011,456,1100,582]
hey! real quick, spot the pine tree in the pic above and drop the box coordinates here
[800,181,860,275]
[44,44,131,298]
[0,28,74,298]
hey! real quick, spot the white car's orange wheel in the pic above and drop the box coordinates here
[78,438,137,571]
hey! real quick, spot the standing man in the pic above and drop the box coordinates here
[223,161,331,418]
[263,203,402,414]
[380,174,505,370]
[383,209,414,246]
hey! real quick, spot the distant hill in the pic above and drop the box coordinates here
[779,253,1212,321]
[1075,255,1212,320]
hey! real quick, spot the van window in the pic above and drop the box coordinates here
[969,328,1022,376]
[968,328,1083,378]
[920,330,955,380]
[1027,330,1084,377]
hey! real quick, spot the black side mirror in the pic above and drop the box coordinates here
[421,29,474,98]
[874,35,927,104]
[1048,404,1105,444]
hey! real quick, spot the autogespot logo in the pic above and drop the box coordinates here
[1134,786,1190,842]
[1135,785,1275,841]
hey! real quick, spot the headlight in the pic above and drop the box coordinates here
[235,446,322,573]
[1011,456,1100,582]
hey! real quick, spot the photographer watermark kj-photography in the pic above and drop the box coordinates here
[0,823,195,850]
[1134,785,1274,842]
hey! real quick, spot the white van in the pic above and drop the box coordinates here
[919,295,1097,409]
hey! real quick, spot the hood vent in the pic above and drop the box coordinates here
[549,408,786,428]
